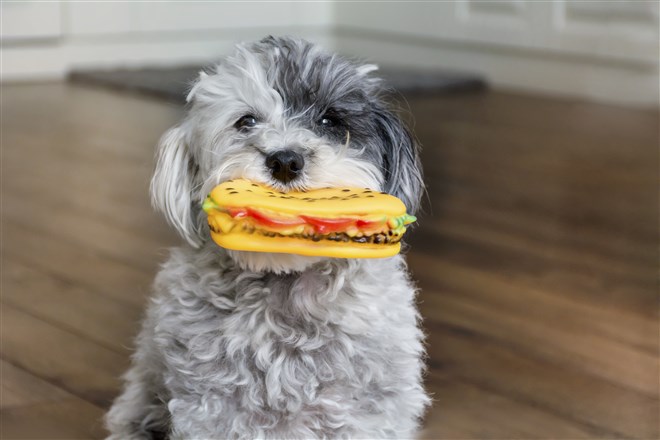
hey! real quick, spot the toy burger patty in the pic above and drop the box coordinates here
[202,179,416,258]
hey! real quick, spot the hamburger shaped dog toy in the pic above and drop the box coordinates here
[202,179,416,258]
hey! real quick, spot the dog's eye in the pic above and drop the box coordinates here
[234,115,257,130]
[318,114,339,128]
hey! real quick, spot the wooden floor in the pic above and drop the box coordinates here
[1,82,658,439]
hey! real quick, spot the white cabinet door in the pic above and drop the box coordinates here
[455,0,658,63]
[337,0,659,64]
[547,0,659,63]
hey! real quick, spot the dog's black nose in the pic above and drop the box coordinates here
[265,150,304,184]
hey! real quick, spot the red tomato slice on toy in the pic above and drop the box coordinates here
[246,208,305,229]
[299,216,355,234]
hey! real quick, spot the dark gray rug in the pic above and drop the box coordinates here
[69,65,486,103]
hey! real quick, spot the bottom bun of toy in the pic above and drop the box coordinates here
[210,230,401,259]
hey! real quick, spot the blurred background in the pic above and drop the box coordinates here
[2,1,658,439]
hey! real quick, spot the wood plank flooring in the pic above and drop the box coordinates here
[1,82,658,439]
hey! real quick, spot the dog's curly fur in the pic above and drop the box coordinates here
[106,36,429,439]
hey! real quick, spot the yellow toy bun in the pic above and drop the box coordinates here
[203,179,416,259]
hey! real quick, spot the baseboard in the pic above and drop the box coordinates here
[334,29,659,107]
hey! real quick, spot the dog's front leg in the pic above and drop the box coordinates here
[106,324,170,440]
[105,368,168,440]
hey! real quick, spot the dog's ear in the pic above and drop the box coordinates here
[150,125,203,248]
[374,106,424,215]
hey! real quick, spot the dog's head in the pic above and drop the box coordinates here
[151,36,423,272]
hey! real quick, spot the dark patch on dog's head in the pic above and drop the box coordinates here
[253,37,375,144]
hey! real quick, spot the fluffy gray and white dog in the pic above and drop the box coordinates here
[106,36,429,440]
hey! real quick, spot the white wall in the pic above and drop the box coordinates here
[1,1,334,79]
[2,1,658,106]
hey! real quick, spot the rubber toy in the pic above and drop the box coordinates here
[202,179,416,258]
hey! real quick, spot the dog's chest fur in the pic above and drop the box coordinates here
[147,245,427,438]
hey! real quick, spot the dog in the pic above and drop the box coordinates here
[106,36,429,439]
